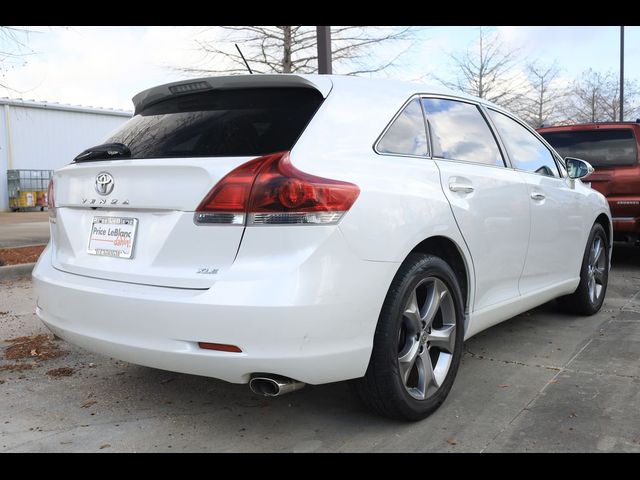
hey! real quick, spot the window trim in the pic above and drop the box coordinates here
[420,95,508,169]
[373,93,513,170]
[552,151,567,177]
[373,94,431,159]
[477,104,514,169]
[373,92,566,176]
[486,106,565,178]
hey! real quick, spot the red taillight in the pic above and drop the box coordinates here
[47,179,56,219]
[195,154,277,225]
[198,342,242,353]
[195,152,359,225]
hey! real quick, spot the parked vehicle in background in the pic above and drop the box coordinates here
[33,75,611,421]
[538,122,640,244]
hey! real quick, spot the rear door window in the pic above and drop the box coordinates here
[376,98,429,157]
[422,98,505,167]
[104,88,324,158]
[540,129,638,167]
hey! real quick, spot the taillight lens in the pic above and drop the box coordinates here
[195,156,266,225]
[47,179,56,219]
[195,152,359,226]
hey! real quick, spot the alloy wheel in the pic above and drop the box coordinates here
[397,277,456,400]
[587,235,606,304]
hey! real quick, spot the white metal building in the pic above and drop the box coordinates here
[0,98,131,211]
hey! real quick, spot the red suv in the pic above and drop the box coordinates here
[538,122,640,243]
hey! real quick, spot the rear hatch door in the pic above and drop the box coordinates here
[50,80,329,288]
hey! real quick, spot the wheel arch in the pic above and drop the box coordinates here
[409,235,472,334]
[594,213,612,247]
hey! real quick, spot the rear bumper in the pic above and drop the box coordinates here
[612,216,640,234]
[608,197,640,234]
[33,235,398,385]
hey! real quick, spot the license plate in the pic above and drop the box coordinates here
[88,216,138,259]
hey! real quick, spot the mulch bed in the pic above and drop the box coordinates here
[0,245,45,267]
[1,334,68,375]
[4,334,65,361]
[46,367,75,378]
[0,362,37,372]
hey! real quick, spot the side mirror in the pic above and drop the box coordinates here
[565,157,594,180]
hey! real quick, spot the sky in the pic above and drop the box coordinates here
[0,26,638,112]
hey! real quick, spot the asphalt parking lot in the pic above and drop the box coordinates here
[0,212,50,248]
[1,245,639,452]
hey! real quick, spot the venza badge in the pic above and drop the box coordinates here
[95,172,115,196]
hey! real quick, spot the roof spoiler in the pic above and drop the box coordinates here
[131,74,333,115]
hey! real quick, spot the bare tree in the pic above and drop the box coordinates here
[0,26,34,90]
[569,69,612,123]
[519,62,564,127]
[601,77,640,122]
[567,69,639,123]
[178,26,414,75]
[441,27,526,109]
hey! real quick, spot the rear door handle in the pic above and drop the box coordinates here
[530,192,546,201]
[449,183,475,193]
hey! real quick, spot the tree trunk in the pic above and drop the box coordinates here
[282,26,292,73]
[477,28,484,98]
[538,84,544,126]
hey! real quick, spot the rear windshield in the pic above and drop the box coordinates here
[104,87,324,158]
[540,129,637,167]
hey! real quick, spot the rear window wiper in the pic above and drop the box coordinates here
[74,143,132,162]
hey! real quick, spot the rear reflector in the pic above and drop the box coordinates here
[198,342,243,353]
[195,151,359,226]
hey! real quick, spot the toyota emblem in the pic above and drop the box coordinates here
[95,172,114,196]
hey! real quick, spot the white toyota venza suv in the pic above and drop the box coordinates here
[33,74,611,420]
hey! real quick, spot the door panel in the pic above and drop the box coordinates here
[486,108,585,293]
[436,161,530,310]
[519,173,585,293]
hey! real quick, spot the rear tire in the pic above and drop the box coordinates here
[354,253,465,421]
[557,223,609,315]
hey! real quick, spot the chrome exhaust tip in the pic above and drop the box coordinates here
[249,375,305,397]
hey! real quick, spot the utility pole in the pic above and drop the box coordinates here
[620,26,625,122]
[316,26,332,74]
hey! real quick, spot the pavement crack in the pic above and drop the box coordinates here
[478,363,566,453]
[466,343,640,383]
[620,289,640,312]
[463,346,562,372]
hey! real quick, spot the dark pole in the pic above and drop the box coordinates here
[316,26,332,74]
[620,26,625,122]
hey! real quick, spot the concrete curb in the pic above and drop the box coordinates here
[0,263,35,281]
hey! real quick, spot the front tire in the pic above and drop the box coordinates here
[354,253,465,421]
[557,223,609,315]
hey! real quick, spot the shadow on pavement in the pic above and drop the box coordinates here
[612,242,640,269]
